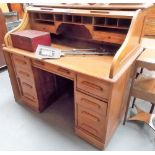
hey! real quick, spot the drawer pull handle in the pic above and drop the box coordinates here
[81,81,103,91]
[82,111,100,122]
[34,60,45,66]
[58,68,70,74]
[81,123,97,135]
[16,78,23,94]
[24,93,35,100]
[22,82,33,89]
[81,98,100,109]
[15,59,27,65]
[18,71,30,77]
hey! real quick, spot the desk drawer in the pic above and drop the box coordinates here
[77,105,106,140]
[32,59,74,80]
[76,91,107,116]
[12,54,32,70]
[15,66,34,82]
[93,31,125,44]
[55,66,74,80]
[18,78,38,103]
[77,75,110,101]
[31,23,56,33]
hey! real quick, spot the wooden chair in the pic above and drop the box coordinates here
[123,49,155,131]
[131,68,154,111]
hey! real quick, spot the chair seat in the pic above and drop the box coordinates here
[132,75,155,103]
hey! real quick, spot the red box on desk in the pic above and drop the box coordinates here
[10,30,51,52]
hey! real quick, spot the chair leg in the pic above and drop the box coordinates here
[136,73,139,78]
[150,103,155,114]
[140,68,143,74]
[136,68,143,78]
[132,97,136,108]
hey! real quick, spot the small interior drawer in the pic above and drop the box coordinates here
[77,105,106,139]
[76,91,107,116]
[12,54,32,70]
[93,31,125,44]
[31,23,56,33]
[77,74,110,101]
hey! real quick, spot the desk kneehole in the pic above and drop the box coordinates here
[76,75,110,101]
[32,59,74,80]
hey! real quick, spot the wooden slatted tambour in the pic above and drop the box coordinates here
[143,16,155,36]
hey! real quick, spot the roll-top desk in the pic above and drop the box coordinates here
[3,4,155,149]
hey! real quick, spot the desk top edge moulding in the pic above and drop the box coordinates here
[2,3,155,150]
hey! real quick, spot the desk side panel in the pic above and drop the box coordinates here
[104,65,133,146]
[110,8,147,78]
[3,50,21,101]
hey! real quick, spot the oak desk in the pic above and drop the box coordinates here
[3,4,155,149]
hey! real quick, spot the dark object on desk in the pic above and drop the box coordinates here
[62,48,115,56]
[10,30,51,52]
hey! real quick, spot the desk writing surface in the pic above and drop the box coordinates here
[4,44,113,80]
